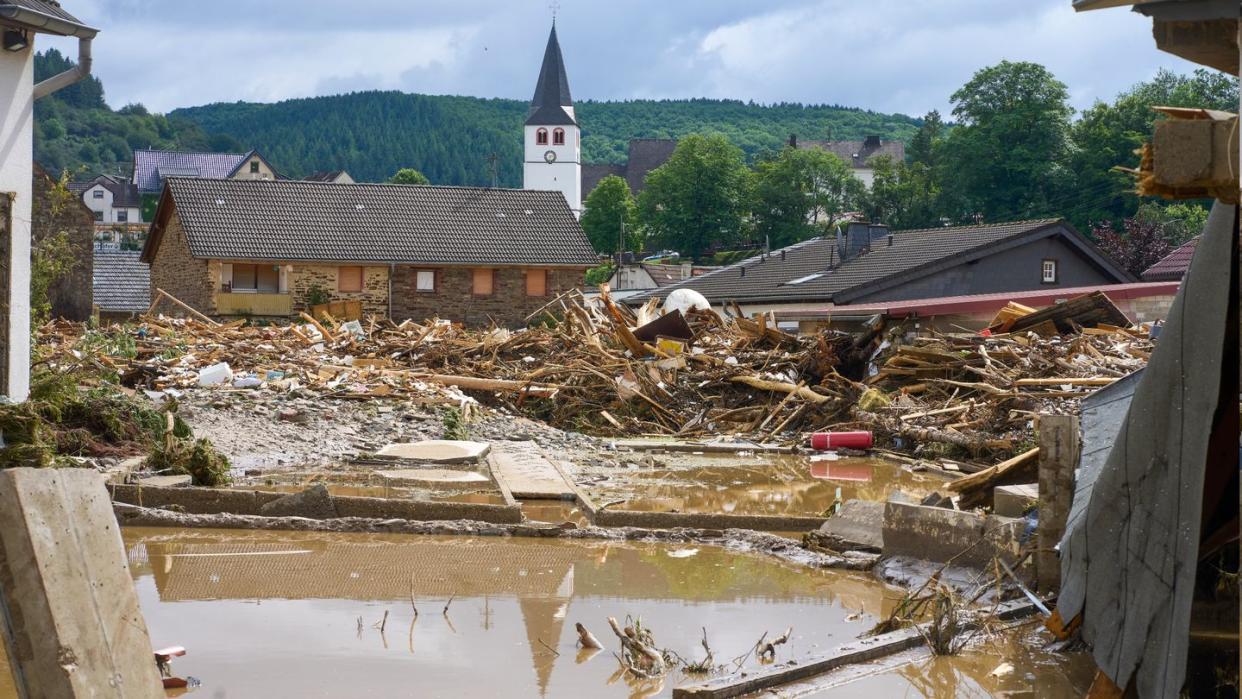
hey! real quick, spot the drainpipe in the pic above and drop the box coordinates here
[33,36,92,100]
[388,264,395,322]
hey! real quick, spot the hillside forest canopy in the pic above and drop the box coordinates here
[32,49,1236,261]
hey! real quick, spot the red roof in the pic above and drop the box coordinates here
[1142,236,1199,282]
[776,281,1180,321]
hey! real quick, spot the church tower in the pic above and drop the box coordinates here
[523,24,581,217]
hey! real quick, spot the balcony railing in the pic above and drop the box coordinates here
[216,292,293,317]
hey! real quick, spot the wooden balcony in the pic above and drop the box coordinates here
[216,292,293,317]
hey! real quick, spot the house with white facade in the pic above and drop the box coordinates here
[0,0,97,400]
[70,173,141,224]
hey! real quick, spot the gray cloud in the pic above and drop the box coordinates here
[39,0,1201,116]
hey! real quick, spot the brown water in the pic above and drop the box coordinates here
[592,456,950,517]
[120,527,898,698]
[792,626,1097,698]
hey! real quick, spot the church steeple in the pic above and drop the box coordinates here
[526,24,575,126]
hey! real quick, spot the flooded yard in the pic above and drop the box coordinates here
[122,527,900,698]
[586,454,951,518]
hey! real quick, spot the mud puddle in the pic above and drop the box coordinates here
[782,624,1096,698]
[586,454,950,517]
[122,527,901,698]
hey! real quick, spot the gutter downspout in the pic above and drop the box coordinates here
[388,264,395,322]
[33,36,92,100]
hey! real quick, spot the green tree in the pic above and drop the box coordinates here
[907,110,944,168]
[1134,201,1210,246]
[941,61,1074,222]
[580,175,638,254]
[863,156,942,230]
[753,146,861,248]
[30,172,79,327]
[389,167,430,185]
[637,134,752,259]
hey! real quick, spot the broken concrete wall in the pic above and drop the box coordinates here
[881,501,1024,570]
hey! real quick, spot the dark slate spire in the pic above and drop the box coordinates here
[526,24,576,126]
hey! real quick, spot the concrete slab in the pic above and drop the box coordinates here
[816,500,884,550]
[0,468,163,698]
[488,441,574,500]
[994,483,1039,518]
[882,500,1023,570]
[136,474,192,488]
[377,469,491,486]
[376,440,491,463]
[259,484,339,519]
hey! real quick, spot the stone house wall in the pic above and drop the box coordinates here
[148,211,215,316]
[389,266,585,327]
[290,264,388,317]
[31,167,94,321]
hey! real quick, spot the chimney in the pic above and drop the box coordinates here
[864,135,881,150]
[868,222,889,249]
[681,262,692,280]
[887,233,894,247]
[788,133,797,148]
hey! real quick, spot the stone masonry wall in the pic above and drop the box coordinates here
[290,265,388,317]
[390,266,585,327]
[31,167,94,321]
[149,212,215,316]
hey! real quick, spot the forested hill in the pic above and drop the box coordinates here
[170,92,921,186]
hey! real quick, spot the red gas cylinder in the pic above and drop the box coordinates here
[809,431,873,451]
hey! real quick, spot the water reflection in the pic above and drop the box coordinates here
[122,527,902,698]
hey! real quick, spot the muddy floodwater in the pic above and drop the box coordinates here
[589,455,950,517]
[118,527,899,698]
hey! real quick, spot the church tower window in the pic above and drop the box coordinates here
[536,128,549,145]
[553,128,565,146]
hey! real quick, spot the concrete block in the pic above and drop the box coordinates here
[258,484,338,519]
[376,440,490,463]
[882,501,1023,569]
[0,468,163,698]
[994,483,1039,518]
[816,500,883,550]
[135,474,192,488]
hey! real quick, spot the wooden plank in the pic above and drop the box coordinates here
[1015,377,1117,387]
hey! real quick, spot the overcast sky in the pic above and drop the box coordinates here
[41,0,1201,117]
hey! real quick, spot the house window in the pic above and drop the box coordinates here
[338,266,364,293]
[92,190,104,199]
[117,210,128,223]
[1041,259,1058,284]
[232,264,279,292]
[414,269,437,293]
[553,128,565,146]
[525,269,548,297]
[250,160,260,174]
[93,211,103,222]
[472,269,495,296]
[536,129,548,145]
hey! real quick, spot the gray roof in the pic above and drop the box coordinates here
[92,249,150,313]
[143,177,597,267]
[526,24,575,126]
[797,137,905,169]
[583,139,677,197]
[0,0,96,36]
[132,149,253,193]
[627,219,1130,305]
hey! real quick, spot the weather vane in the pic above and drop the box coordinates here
[549,1,560,22]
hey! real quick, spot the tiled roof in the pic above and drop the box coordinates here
[133,149,251,193]
[146,178,597,267]
[303,170,350,183]
[582,139,677,197]
[1141,236,1199,281]
[0,0,94,34]
[642,263,719,287]
[627,219,1120,305]
[92,249,150,313]
[798,137,905,169]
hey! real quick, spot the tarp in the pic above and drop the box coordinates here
[1055,202,1236,696]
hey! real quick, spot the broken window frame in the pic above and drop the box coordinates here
[229,263,280,293]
